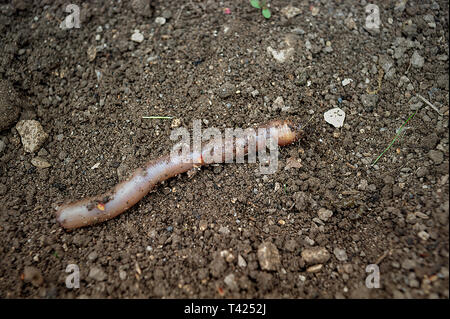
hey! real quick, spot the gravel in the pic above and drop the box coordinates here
[317,208,333,222]
[237,255,247,268]
[301,247,331,265]
[411,51,425,68]
[428,150,444,164]
[333,248,348,262]
[88,267,107,281]
[15,120,48,153]
[257,242,281,271]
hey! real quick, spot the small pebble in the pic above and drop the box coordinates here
[324,107,345,128]
[155,17,166,25]
[267,46,294,63]
[131,31,144,43]
[88,267,107,281]
[237,255,247,268]
[280,5,302,19]
[16,120,48,153]
[411,51,424,68]
[307,264,323,273]
[317,208,333,222]
[333,248,348,262]
[171,118,181,128]
[119,270,127,280]
[428,150,444,164]
[219,226,230,235]
[31,156,52,168]
[224,273,238,290]
[401,259,416,270]
[301,247,330,265]
[418,230,430,241]
[88,251,98,261]
[258,242,281,271]
[199,220,208,231]
[342,78,353,86]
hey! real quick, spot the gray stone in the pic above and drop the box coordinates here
[130,0,153,17]
[379,55,394,73]
[272,96,285,111]
[317,208,333,222]
[416,167,429,178]
[333,248,348,262]
[257,242,281,271]
[224,273,238,291]
[361,94,378,111]
[402,21,417,37]
[394,46,406,60]
[401,259,416,270]
[0,140,5,154]
[88,251,98,261]
[411,51,424,68]
[88,267,107,281]
[428,150,444,164]
[16,120,48,153]
[218,82,235,99]
[437,74,449,90]
[219,226,230,235]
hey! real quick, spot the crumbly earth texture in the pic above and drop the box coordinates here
[0,0,448,298]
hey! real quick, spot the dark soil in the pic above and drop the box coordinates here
[0,0,448,298]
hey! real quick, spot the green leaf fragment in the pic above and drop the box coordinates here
[262,8,271,19]
[250,0,261,9]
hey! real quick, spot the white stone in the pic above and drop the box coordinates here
[267,46,294,63]
[155,17,166,25]
[342,78,353,86]
[131,31,144,43]
[280,5,302,19]
[237,255,247,268]
[418,230,430,241]
[324,107,345,128]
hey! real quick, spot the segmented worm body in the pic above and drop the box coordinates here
[56,120,302,230]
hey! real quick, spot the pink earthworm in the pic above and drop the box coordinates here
[55,120,302,230]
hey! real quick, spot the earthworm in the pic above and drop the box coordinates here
[55,120,302,230]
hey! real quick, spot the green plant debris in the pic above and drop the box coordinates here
[372,108,419,166]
